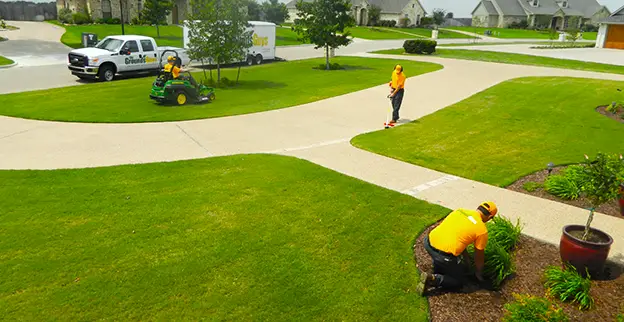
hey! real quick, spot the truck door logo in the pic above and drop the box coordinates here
[125,56,158,64]
[252,33,269,46]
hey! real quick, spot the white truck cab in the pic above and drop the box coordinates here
[67,35,189,81]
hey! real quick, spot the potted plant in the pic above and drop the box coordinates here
[559,153,622,277]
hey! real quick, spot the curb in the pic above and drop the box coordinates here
[0,61,17,69]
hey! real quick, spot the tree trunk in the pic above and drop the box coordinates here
[325,45,330,70]
[156,24,160,38]
[217,62,221,84]
[200,59,207,84]
[236,64,241,85]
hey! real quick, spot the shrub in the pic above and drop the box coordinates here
[109,17,121,24]
[314,63,343,70]
[1,19,6,29]
[522,181,543,192]
[131,17,145,25]
[581,23,598,32]
[544,265,594,310]
[58,8,73,24]
[544,175,580,200]
[509,20,528,29]
[95,18,106,24]
[398,17,410,28]
[487,215,523,252]
[419,16,433,27]
[618,313,624,322]
[72,12,92,25]
[503,294,568,322]
[377,20,396,27]
[403,39,437,55]
[483,240,515,288]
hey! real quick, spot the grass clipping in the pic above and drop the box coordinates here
[468,215,523,289]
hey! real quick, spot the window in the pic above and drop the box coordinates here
[405,13,408,18]
[531,0,539,7]
[140,39,154,52]
[123,40,140,53]
[412,4,414,8]
[101,0,112,19]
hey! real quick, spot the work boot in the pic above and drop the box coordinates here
[415,271,436,295]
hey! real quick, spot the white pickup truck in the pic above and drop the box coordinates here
[67,35,190,81]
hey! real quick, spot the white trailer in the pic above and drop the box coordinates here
[183,20,276,65]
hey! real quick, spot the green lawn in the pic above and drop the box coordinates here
[0,56,14,66]
[0,154,449,320]
[447,26,555,39]
[397,28,471,39]
[346,26,469,40]
[440,41,555,47]
[352,77,624,187]
[49,21,184,48]
[0,57,441,123]
[373,48,624,75]
[276,27,307,46]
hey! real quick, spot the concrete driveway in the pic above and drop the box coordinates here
[442,43,624,66]
[0,21,71,66]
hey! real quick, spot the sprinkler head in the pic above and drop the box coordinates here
[547,162,555,175]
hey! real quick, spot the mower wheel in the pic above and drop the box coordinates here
[175,90,188,105]
[208,93,216,101]
[98,65,115,82]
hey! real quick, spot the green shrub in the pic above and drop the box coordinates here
[482,240,515,288]
[1,19,6,29]
[58,8,73,24]
[544,265,594,310]
[314,63,343,70]
[399,17,410,28]
[617,312,624,322]
[403,39,437,55]
[544,175,580,200]
[562,165,590,190]
[503,294,568,322]
[377,20,396,27]
[487,215,523,252]
[523,181,543,192]
[72,12,92,25]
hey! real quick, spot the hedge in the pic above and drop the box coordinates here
[403,39,437,55]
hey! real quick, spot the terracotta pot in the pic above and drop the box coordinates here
[560,225,613,277]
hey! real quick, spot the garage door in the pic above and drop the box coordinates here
[605,25,624,49]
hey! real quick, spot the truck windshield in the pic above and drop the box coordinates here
[95,38,124,51]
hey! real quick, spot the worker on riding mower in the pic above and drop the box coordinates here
[416,201,498,294]
[163,55,198,87]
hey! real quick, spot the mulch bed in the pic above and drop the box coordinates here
[414,222,624,322]
[596,105,624,124]
[507,166,622,219]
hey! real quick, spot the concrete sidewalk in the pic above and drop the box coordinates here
[0,53,623,262]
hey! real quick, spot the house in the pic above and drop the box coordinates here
[56,0,189,25]
[471,0,611,29]
[596,5,624,49]
[285,0,426,27]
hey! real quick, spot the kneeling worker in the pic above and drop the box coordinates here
[417,201,498,293]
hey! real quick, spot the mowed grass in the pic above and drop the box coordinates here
[373,48,624,75]
[276,27,308,46]
[0,56,442,123]
[0,55,14,66]
[0,154,449,320]
[352,77,624,186]
[447,26,555,39]
[48,21,184,48]
[346,26,469,40]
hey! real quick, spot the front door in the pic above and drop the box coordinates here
[605,25,624,50]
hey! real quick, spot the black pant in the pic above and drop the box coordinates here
[391,88,404,121]
[423,235,465,289]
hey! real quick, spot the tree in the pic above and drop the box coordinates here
[244,0,262,21]
[445,12,454,19]
[368,5,381,26]
[292,0,355,70]
[431,8,446,28]
[261,0,289,25]
[187,0,253,84]
[565,16,581,45]
[142,0,173,37]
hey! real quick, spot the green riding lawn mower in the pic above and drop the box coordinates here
[149,50,216,106]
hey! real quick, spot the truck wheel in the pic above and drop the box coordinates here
[246,55,254,66]
[99,65,115,82]
[175,91,188,105]
[255,54,263,65]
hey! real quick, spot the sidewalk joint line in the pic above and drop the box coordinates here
[0,127,36,141]
[402,175,460,196]
[175,124,212,156]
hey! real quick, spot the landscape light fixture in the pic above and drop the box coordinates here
[547,162,554,176]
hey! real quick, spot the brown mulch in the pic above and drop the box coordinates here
[506,166,622,219]
[414,222,624,322]
[597,105,624,124]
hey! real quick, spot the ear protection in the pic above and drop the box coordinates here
[477,205,491,217]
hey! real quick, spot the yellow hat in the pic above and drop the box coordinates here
[167,55,174,61]
[395,64,402,72]
[478,201,498,217]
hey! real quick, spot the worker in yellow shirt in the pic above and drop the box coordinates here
[387,64,406,124]
[417,201,498,294]
[163,56,182,79]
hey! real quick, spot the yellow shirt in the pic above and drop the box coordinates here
[390,70,406,89]
[428,208,488,256]
[164,62,180,78]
